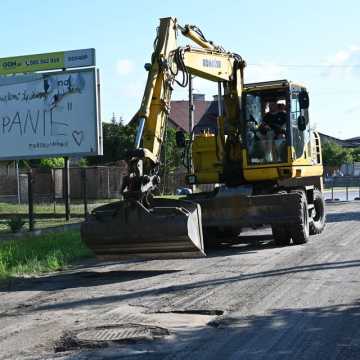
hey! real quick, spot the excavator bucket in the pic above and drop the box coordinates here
[81,198,205,260]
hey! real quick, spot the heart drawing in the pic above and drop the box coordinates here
[72,130,84,146]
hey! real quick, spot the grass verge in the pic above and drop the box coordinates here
[0,218,84,234]
[0,199,119,215]
[0,230,93,279]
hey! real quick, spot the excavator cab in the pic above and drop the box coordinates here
[244,84,289,165]
[242,80,322,184]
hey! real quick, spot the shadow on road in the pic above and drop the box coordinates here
[14,259,360,313]
[188,300,360,359]
[206,234,277,257]
[327,211,360,223]
[62,300,360,360]
[3,269,180,292]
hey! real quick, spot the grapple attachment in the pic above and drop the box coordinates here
[81,198,205,260]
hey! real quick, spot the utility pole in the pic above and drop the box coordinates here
[188,75,195,192]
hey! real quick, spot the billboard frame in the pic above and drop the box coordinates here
[0,49,96,75]
[0,67,102,160]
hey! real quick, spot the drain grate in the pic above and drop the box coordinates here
[55,324,169,353]
[155,309,224,316]
[76,324,168,342]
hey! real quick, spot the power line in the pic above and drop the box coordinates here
[248,63,360,68]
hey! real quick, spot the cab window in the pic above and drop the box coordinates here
[291,93,310,159]
[245,92,288,165]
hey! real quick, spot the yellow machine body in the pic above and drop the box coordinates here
[82,18,326,260]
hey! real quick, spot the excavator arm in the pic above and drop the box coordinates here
[81,17,245,259]
[124,17,245,202]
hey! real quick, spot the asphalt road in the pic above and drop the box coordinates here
[1,202,360,359]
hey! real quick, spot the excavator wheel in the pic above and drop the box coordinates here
[271,225,291,246]
[289,193,310,245]
[309,189,326,235]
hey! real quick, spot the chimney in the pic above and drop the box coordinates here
[193,93,205,101]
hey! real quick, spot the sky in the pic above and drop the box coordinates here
[1,0,360,139]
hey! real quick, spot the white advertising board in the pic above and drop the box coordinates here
[0,68,102,160]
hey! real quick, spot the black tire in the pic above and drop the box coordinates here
[271,225,291,246]
[309,189,326,235]
[289,193,310,245]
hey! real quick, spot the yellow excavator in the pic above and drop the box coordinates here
[81,17,325,259]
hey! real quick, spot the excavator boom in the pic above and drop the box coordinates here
[81,17,325,259]
[81,17,244,259]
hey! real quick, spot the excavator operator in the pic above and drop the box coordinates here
[260,102,287,137]
[257,101,287,162]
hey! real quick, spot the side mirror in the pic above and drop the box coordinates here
[297,116,307,131]
[175,130,186,148]
[299,90,310,109]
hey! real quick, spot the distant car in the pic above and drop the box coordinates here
[176,187,193,195]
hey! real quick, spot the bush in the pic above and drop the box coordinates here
[322,142,353,167]
[0,231,93,278]
[6,216,26,233]
[40,157,65,169]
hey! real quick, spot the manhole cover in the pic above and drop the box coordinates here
[76,324,168,342]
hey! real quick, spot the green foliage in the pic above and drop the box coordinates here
[351,147,360,162]
[78,158,88,167]
[88,120,136,164]
[88,120,183,173]
[40,157,65,168]
[163,127,183,172]
[322,142,353,167]
[0,231,93,279]
[5,216,25,233]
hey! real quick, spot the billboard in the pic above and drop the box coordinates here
[0,68,102,160]
[0,49,95,75]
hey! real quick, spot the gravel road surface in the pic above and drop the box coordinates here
[1,201,360,359]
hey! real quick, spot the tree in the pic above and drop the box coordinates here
[351,147,360,162]
[87,121,137,165]
[88,118,183,168]
[321,142,353,168]
[39,157,65,168]
[162,127,183,173]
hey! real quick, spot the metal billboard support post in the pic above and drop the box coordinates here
[64,157,71,221]
[107,166,111,199]
[81,168,89,219]
[16,160,21,204]
[27,170,34,231]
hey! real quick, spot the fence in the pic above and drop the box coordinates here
[0,165,129,234]
[324,176,360,201]
[0,165,128,203]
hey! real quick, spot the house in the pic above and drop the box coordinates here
[130,94,217,133]
[318,133,360,148]
[170,100,360,150]
[167,94,212,132]
[130,94,360,151]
